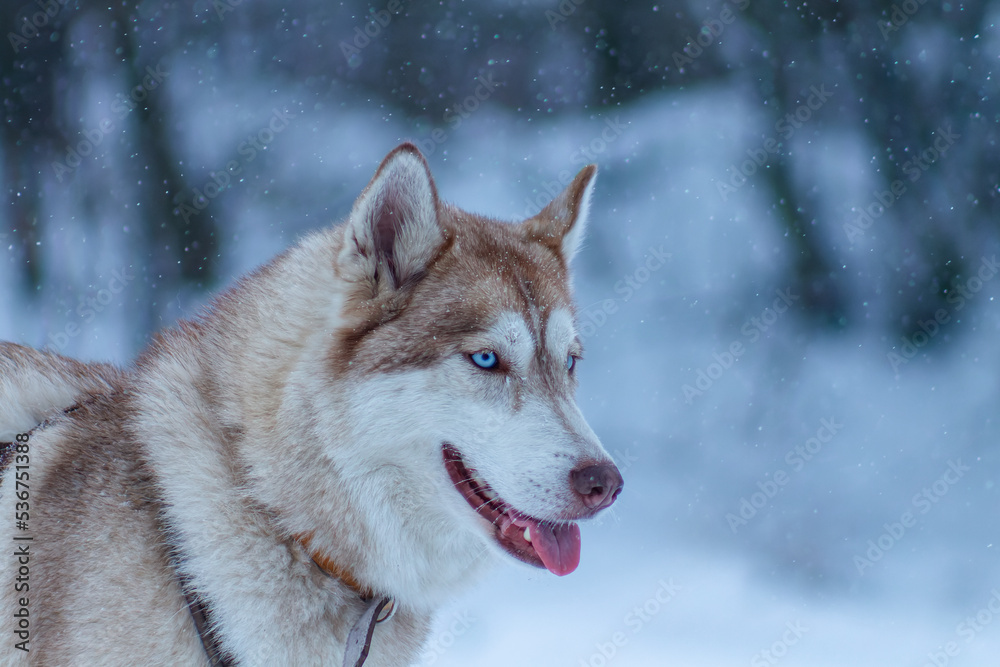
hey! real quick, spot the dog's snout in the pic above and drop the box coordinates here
[571,463,624,511]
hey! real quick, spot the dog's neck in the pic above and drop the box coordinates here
[294,531,371,599]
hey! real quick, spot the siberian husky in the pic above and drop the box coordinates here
[0,143,624,666]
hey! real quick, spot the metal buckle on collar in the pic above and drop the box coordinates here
[375,597,396,623]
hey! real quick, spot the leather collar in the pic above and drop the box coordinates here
[178,533,396,667]
[294,532,371,598]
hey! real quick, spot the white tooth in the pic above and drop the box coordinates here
[471,475,488,488]
[481,487,496,500]
[523,527,532,543]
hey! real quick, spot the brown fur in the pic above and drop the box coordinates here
[0,143,609,666]
[334,207,574,379]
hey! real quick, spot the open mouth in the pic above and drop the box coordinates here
[442,444,581,576]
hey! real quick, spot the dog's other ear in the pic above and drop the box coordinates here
[522,164,597,264]
[343,143,444,291]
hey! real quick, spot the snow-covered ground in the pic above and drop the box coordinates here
[2,71,998,666]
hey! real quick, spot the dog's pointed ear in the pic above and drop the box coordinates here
[343,143,444,291]
[522,164,597,263]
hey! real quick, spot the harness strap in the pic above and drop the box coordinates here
[343,597,394,667]
[177,569,393,667]
[174,536,395,666]
[178,576,230,667]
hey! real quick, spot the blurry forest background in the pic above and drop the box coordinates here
[2,1,999,665]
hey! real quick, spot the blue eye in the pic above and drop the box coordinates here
[470,351,499,369]
[567,354,577,372]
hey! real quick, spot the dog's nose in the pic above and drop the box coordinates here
[571,463,624,511]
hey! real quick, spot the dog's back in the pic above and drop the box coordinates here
[0,343,122,441]
[0,344,204,666]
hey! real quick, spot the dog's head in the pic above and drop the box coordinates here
[288,144,622,606]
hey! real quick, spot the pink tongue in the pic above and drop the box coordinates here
[528,520,581,576]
